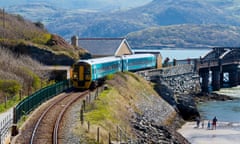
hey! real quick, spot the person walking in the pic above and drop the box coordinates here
[212,116,217,130]
[207,120,211,130]
[196,116,200,128]
[201,120,204,128]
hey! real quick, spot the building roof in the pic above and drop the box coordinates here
[78,38,132,56]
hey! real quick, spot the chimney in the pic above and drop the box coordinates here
[71,35,78,47]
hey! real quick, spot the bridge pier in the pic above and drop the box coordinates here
[200,69,209,93]
[238,70,240,85]
[197,47,240,92]
[220,72,224,87]
[229,66,239,87]
[212,68,221,91]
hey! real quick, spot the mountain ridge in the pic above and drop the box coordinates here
[5,0,240,48]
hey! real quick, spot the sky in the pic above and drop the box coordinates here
[0,0,152,9]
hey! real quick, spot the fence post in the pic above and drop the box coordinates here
[108,132,111,144]
[83,100,86,111]
[19,90,22,100]
[80,109,84,125]
[116,126,119,142]
[13,107,16,124]
[12,108,18,136]
[97,127,100,143]
[87,121,90,133]
[89,91,91,103]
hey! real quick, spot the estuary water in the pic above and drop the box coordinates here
[157,48,240,123]
[198,87,240,122]
[159,49,209,61]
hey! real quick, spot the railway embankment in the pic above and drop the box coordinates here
[69,72,189,143]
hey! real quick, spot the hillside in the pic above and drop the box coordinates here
[0,47,47,106]
[6,0,240,48]
[127,24,240,49]
[0,10,87,65]
[0,10,88,109]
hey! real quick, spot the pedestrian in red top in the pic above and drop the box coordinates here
[212,116,217,130]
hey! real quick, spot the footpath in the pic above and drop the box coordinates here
[178,120,240,144]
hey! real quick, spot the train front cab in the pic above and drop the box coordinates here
[72,62,92,89]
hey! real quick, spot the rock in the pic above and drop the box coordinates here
[131,115,190,144]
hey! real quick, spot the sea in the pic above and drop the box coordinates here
[137,48,240,123]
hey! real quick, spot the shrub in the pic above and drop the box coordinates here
[34,21,45,29]
[0,79,21,96]
[20,67,41,91]
[32,33,52,44]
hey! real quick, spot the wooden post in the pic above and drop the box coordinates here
[119,127,122,143]
[11,124,18,136]
[4,94,7,108]
[108,133,111,144]
[80,109,83,125]
[3,8,5,42]
[97,127,100,143]
[116,126,119,142]
[19,90,22,100]
[88,91,91,103]
[83,100,86,111]
[87,121,90,133]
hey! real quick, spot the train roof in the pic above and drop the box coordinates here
[76,56,121,65]
[75,54,155,65]
[121,54,155,59]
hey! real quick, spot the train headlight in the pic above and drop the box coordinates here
[73,74,78,79]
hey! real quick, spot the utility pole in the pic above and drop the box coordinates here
[2,8,5,42]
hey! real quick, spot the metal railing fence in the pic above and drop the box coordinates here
[14,80,71,123]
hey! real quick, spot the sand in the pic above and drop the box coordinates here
[178,121,240,144]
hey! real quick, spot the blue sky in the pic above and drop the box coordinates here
[0,0,152,9]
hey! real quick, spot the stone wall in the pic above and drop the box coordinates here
[137,65,201,120]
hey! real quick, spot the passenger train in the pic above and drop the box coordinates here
[71,54,157,89]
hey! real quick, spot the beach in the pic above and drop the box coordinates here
[178,120,240,144]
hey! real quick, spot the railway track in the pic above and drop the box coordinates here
[13,90,88,144]
[31,91,88,144]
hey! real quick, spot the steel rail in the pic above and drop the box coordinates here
[29,93,71,144]
[53,90,89,144]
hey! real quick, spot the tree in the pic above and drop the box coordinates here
[34,21,45,29]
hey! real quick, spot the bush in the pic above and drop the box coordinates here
[0,79,21,96]
[34,21,45,29]
[32,33,52,44]
[20,67,41,91]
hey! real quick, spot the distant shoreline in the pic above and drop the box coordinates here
[132,47,212,50]
[195,92,238,103]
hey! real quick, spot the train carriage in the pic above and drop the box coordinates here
[122,54,156,71]
[72,56,122,89]
[71,54,157,89]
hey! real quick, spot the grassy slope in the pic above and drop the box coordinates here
[0,10,85,60]
[0,11,87,110]
[74,72,176,143]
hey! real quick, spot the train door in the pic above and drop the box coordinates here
[79,66,84,81]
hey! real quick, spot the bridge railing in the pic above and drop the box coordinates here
[137,65,195,81]
[196,58,240,70]
[14,80,71,123]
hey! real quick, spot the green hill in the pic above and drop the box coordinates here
[6,0,240,49]
[127,24,240,49]
[0,10,87,64]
